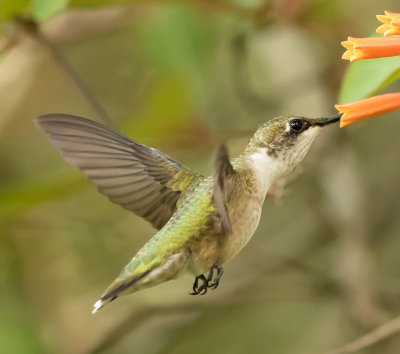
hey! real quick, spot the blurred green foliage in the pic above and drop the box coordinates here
[1,1,400,354]
[0,0,29,21]
[32,0,69,22]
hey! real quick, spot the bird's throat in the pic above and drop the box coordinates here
[246,149,283,199]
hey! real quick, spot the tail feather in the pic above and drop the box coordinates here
[92,297,116,314]
[91,270,151,314]
[91,251,188,313]
[102,270,152,301]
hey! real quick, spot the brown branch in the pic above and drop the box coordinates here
[15,17,114,127]
[0,36,16,56]
[231,32,275,115]
[325,315,400,354]
[88,303,204,354]
[316,147,385,327]
[193,0,271,20]
[87,259,337,354]
[6,1,274,127]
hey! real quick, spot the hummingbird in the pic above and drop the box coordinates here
[37,113,341,314]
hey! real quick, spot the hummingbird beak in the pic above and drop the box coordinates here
[314,113,343,127]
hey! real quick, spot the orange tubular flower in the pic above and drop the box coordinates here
[341,36,400,61]
[335,92,400,128]
[376,10,400,36]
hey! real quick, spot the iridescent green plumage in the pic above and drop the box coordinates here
[102,177,216,299]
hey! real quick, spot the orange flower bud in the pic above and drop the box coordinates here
[376,10,400,36]
[335,92,400,128]
[341,36,400,62]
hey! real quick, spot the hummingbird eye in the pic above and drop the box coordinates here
[289,119,308,133]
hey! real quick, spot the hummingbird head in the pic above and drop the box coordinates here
[245,114,341,179]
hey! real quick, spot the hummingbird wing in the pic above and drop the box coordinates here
[37,114,202,229]
[213,144,234,235]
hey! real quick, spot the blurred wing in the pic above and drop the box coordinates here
[213,144,234,235]
[37,114,202,229]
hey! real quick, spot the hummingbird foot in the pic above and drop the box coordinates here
[207,263,224,290]
[190,274,208,295]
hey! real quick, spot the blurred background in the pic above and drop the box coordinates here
[1,0,400,353]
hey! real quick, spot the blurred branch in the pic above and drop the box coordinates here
[0,36,16,56]
[231,32,274,115]
[325,315,400,354]
[88,257,338,354]
[15,17,115,127]
[317,147,385,327]
[194,0,272,21]
[88,304,203,354]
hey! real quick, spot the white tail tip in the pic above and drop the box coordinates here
[92,299,104,314]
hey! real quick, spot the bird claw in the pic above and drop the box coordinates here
[190,263,224,295]
[190,274,208,295]
[207,263,223,290]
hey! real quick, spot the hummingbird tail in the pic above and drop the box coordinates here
[91,251,189,313]
[92,298,112,314]
[91,270,152,314]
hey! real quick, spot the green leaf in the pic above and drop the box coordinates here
[0,0,30,21]
[338,56,400,103]
[32,0,69,22]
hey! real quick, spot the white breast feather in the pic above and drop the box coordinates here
[249,148,282,199]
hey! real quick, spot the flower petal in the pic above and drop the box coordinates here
[376,23,391,34]
[335,92,400,128]
[341,50,352,60]
[376,14,391,24]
